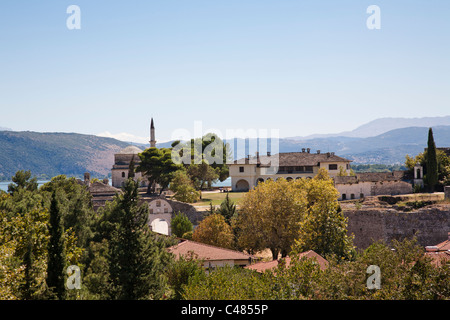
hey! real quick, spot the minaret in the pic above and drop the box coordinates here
[150,118,156,148]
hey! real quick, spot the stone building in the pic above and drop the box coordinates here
[228,149,352,192]
[111,145,147,188]
[111,117,157,188]
[334,171,413,201]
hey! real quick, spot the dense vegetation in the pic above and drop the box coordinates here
[0,170,448,300]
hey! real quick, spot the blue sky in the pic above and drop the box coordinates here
[0,1,449,143]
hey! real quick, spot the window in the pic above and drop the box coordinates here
[239,166,244,173]
[164,208,168,213]
[328,164,338,170]
[122,172,126,178]
[351,194,355,199]
[149,209,153,214]
[156,201,161,207]
[360,193,364,199]
[342,194,347,200]
[305,166,313,173]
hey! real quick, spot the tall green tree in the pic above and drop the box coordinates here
[137,147,182,194]
[40,175,96,248]
[426,128,438,192]
[215,193,237,225]
[106,178,173,299]
[7,170,38,195]
[46,191,66,300]
[170,212,193,238]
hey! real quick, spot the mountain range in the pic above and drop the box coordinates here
[286,116,450,139]
[0,116,449,180]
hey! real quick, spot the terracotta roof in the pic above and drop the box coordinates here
[88,182,120,195]
[245,250,329,272]
[167,240,255,262]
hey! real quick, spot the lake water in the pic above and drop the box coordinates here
[0,181,49,192]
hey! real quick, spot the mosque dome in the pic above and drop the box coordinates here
[117,145,143,155]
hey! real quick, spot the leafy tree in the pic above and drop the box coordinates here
[215,193,237,225]
[169,170,200,203]
[236,178,307,260]
[171,212,193,238]
[172,133,231,188]
[7,170,38,194]
[165,252,204,300]
[294,169,355,260]
[137,147,182,194]
[426,128,438,192]
[45,191,66,300]
[40,175,96,248]
[192,214,234,249]
[187,161,219,190]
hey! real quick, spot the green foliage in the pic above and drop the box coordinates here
[99,178,175,299]
[182,238,449,300]
[172,133,231,189]
[45,192,66,300]
[215,193,237,225]
[165,252,204,300]
[137,147,183,194]
[192,214,234,249]
[169,170,200,203]
[7,170,38,194]
[171,212,193,238]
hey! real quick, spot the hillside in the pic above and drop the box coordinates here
[287,115,450,139]
[0,131,132,180]
[233,126,450,165]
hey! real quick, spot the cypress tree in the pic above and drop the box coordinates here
[107,178,170,299]
[46,192,66,300]
[426,128,438,192]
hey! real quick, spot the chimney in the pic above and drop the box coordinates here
[84,172,91,186]
[302,148,305,153]
[317,150,320,154]
[330,152,335,156]
[267,151,271,156]
[256,151,260,163]
[307,148,310,153]
[327,152,331,158]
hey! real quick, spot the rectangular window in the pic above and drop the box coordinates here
[328,164,338,170]
[239,166,244,173]
[156,201,161,207]
[164,208,168,213]
[305,166,313,173]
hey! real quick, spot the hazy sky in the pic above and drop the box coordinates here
[1,1,449,143]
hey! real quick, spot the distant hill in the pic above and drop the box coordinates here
[287,116,450,139]
[1,125,449,181]
[232,126,450,165]
[0,131,136,181]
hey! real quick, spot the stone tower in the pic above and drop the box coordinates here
[150,117,156,148]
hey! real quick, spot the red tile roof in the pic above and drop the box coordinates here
[167,240,255,262]
[245,250,329,272]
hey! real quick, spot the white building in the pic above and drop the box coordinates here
[228,149,352,192]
